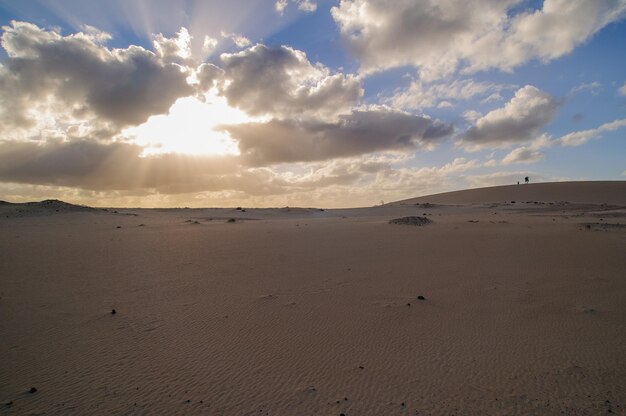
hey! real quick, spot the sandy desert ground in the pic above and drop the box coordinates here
[1,181,625,415]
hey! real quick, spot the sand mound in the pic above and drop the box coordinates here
[0,199,97,218]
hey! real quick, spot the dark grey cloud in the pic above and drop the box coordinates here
[0,21,193,131]
[0,139,246,193]
[196,63,225,92]
[219,44,362,119]
[460,85,559,150]
[224,109,453,166]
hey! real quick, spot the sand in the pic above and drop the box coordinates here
[1,181,625,415]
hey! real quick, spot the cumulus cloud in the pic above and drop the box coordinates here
[0,21,193,134]
[619,81,626,96]
[331,0,626,78]
[196,63,225,92]
[501,147,545,164]
[224,109,453,166]
[219,44,362,120]
[387,78,515,110]
[459,85,559,150]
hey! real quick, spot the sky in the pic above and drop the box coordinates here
[0,0,625,208]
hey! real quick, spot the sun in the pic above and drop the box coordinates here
[123,91,254,156]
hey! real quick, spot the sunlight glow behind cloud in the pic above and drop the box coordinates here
[124,92,256,157]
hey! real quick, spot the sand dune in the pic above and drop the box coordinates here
[395,181,626,205]
[1,181,625,415]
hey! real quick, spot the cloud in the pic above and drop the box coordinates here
[570,81,601,95]
[0,21,193,134]
[224,109,453,166]
[195,63,225,92]
[619,81,626,96]
[220,31,251,48]
[459,85,559,150]
[557,118,626,146]
[331,0,626,79]
[387,78,515,110]
[501,147,545,164]
[0,139,245,192]
[152,27,192,64]
[219,44,362,120]
[275,0,317,15]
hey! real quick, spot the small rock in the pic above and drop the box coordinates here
[6,401,13,406]
[116,226,121,229]
[111,309,117,315]
[359,365,364,369]
[29,387,37,393]
[417,295,425,300]
[407,303,411,306]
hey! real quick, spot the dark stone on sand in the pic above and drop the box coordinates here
[29,387,37,393]
[359,365,364,369]
[111,309,117,315]
[389,216,431,226]
[417,295,425,300]
[407,303,411,306]
[402,402,406,406]
[340,413,346,416]
[6,401,13,406]
[226,218,236,223]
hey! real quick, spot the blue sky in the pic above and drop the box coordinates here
[0,0,624,207]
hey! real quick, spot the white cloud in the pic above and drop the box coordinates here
[221,31,251,48]
[459,85,559,150]
[275,0,288,14]
[202,35,218,57]
[570,81,601,95]
[558,118,626,146]
[153,27,192,64]
[501,147,545,164]
[275,0,318,15]
[619,81,626,96]
[331,0,626,79]
[387,78,514,110]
